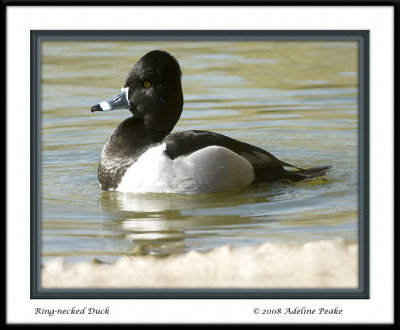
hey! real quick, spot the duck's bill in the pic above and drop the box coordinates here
[91,87,130,112]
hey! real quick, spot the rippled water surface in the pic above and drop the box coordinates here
[41,40,359,264]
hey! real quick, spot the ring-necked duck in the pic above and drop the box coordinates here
[91,50,330,194]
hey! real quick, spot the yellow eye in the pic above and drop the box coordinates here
[143,81,151,88]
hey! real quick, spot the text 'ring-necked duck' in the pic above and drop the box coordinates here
[91,50,330,194]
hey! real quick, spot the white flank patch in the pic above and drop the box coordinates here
[116,144,255,194]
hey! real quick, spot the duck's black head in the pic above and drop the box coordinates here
[91,50,184,135]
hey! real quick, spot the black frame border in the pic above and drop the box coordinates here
[30,30,369,300]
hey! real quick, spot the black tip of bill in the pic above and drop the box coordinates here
[91,104,103,112]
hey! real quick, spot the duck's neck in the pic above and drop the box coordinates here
[104,117,171,159]
[142,88,183,135]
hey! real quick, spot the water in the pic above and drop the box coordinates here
[40,40,359,265]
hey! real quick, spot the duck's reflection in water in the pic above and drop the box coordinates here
[98,190,256,256]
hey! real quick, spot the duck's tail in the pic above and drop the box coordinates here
[283,166,331,182]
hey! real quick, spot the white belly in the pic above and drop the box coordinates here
[116,143,254,194]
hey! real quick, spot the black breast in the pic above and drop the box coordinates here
[97,117,165,191]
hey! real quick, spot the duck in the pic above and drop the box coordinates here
[91,50,330,194]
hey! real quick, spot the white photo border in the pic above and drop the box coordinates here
[6,5,395,325]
